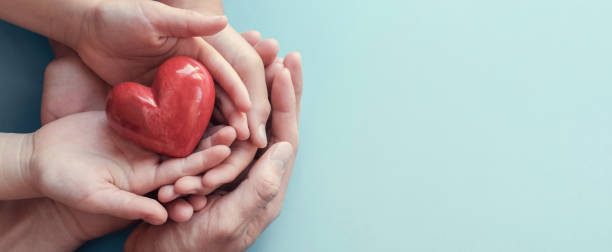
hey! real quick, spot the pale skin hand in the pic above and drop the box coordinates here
[26,111,233,225]
[38,51,242,227]
[76,0,251,111]
[0,0,251,113]
[160,0,272,148]
[125,50,303,252]
[0,124,236,251]
[0,113,235,250]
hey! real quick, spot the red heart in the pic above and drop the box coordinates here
[106,56,215,157]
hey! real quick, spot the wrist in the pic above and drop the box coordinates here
[0,0,105,50]
[0,133,39,199]
[19,133,34,191]
[57,0,105,50]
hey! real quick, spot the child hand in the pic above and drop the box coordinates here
[29,111,231,225]
[160,0,273,147]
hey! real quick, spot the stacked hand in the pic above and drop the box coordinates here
[126,47,303,252]
[0,0,303,251]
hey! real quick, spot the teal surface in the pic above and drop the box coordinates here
[2,0,612,251]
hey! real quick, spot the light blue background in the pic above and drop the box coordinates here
[2,0,612,251]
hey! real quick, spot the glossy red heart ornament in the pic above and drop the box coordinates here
[106,56,215,157]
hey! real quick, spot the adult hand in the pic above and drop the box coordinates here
[125,51,303,252]
[75,0,251,112]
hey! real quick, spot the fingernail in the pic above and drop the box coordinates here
[268,142,293,171]
[258,124,268,147]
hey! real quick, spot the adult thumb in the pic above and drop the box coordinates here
[221,142,294,228]
[148,2,227,38]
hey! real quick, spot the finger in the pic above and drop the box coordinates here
[250,67,301,229]
[283,52,303,119]
[215,86,249,140]
[205,27,269,148]
[265,60,284,86]
[155,145,230,186]
[241,30,262,46]
[269,68,299,147]
[88,188,168,225]
[247,102,271,149]
[150,2,227,37]
[201,125,226,139]
[254,39,280,67]
[158,185,181,203]
[181,38,251,112]
[174,176,206,195]
[166,198,194,223]
[188,195,208,211]
[197,125,237,151]
[218,142,293,229]
[247,60,302,237]
[201,141,257,193]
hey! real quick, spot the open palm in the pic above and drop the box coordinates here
[31,111,231,225]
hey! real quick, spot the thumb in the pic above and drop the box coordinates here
[84,188,168,225]
[148,2,227,37]
[219,142,294,229]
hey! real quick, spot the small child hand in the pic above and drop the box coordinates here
[29,111,231,225]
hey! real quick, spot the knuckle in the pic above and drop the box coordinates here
[241,226,260,249]
[254,101,271,119]
[89,1,121,25]
[261,101,272,115]
[255,177,281,205]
